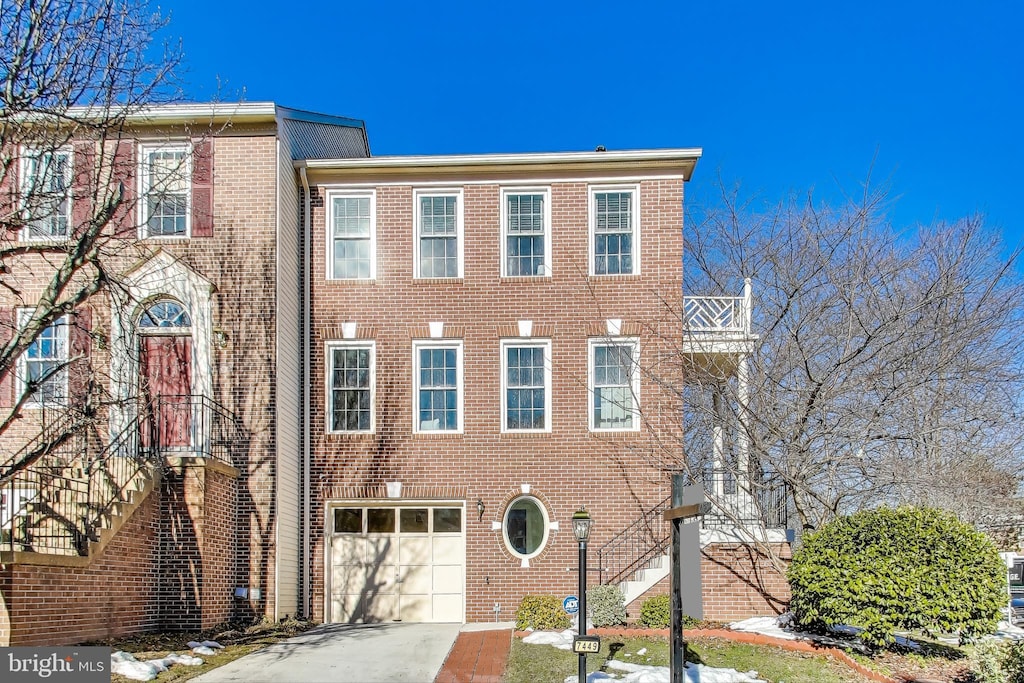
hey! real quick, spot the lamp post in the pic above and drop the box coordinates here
[572,507,593,683]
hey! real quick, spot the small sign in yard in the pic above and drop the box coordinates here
[572,636,601,654]
[1011,562,1024,587]
[563,595,579,614]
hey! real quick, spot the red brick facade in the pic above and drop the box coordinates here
[304,165,692,623]
[1,107,790,643]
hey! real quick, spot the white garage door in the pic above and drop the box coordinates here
[329,505,464,623]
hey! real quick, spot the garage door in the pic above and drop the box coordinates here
[329,505,464,623]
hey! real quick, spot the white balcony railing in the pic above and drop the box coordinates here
[684,278,753,336]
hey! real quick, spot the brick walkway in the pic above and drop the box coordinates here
[434,627,512,683]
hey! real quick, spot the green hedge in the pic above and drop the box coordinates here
[639,595,670,628]
[788,506,1005,647]
[514,595,571,631]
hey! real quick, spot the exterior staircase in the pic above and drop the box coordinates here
[597,496,672,606]
[0,395,238,564]
[617,552,671,605]
[596,475,790,606]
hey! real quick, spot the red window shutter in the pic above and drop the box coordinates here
[111,139,136,237]
[68,307,92,406]
[0,308,15,409]
[191,138,214,237]
[72,141,96,238]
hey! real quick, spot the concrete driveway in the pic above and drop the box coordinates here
[190,622,463,683]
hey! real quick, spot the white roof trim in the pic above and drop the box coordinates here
[299,148,703,170]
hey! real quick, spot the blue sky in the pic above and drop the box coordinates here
[165,0,1022,243]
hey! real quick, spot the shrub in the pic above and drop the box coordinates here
[515,595,571,631]
[787,506,1005,648]
[972,640,1005,683]
[639,595,671,628]
[971,641,1024,683]
[1003,641,1024,683]
[587,584,627,627]
[637,594,699,628]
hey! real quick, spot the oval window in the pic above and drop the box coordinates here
[503,496,549,559]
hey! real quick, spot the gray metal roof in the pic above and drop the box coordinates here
[277,106,369,160]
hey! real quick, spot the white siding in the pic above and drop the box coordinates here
[274,125,301,619]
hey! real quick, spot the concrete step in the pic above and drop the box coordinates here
[619,552,671,606]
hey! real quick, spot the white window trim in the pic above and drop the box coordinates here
[588,337,641,432]
[502,494,551,560]
[500,186,552,278]
[588,184,641,276]
[412,339,464,434]
[326,189,377,280]
[19,145,73,242]
[500,338,552,433]
[326,340,376,434]
[413,188,464,279]
[16,309,69,409]
[138,141,192,239]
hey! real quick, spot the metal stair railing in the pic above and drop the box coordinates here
[596,496,672,587]
[1,395,240,556]
[595,473,789,589]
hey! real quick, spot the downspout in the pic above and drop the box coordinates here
[299,164,311,619]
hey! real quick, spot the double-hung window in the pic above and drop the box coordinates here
[502,189,551,277]
[501,340,551,432]
[20,148,71,241]
[591,186,639,275]
[328,342,374,432]
[141,143,190,237]
[414,341,463,432]
[329,192,375,279]
[17,310,68,407]
[590,339,640,431]
[415,190,463,278]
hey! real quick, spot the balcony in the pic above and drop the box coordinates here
[683,278,758,377]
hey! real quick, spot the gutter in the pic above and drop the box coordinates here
[299,164,312,619]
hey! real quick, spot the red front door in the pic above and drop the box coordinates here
[141,336,192,448]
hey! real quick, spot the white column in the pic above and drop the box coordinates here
[712,391,725,498]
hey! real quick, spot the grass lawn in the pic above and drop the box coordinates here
[93,618,317,683]
[505,635,874,683]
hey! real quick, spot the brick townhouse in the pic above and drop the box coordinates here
[0,102,788,646]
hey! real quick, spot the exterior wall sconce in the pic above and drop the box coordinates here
[214,328,229,349]
[476,498,485,522]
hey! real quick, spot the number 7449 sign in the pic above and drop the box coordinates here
[572,636,601,654]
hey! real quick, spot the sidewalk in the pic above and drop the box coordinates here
[434,623,514,683]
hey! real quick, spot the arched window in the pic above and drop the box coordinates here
[503,496,549,559]
[139,300,191,328]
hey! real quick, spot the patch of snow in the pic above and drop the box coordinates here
[110,652,160,681]
[636,647,647,655]
[606,660,766,683]
[192,645,217,655]
[523,631,767,683]
[728,616,800,640]
[188,639,223,649]
[111,649,205,681]
[522,629,574,650]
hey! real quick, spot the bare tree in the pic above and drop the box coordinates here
[682,182,1024,538]
[0,0,181,474]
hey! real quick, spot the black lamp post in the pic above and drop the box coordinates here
[572,507,593,683]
